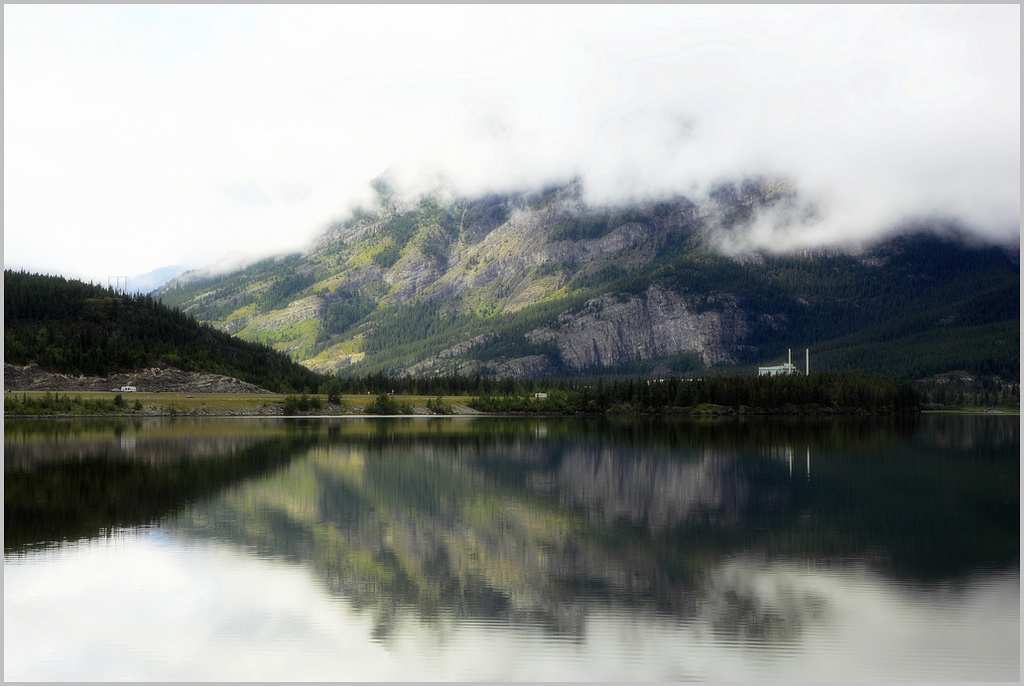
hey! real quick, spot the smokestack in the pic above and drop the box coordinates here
[788,348,791,368]
[806,348,809,375]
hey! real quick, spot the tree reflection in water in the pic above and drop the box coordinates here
[79,415,1013,643]
[5,415,1018,646]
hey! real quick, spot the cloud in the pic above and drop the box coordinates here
[3,5,1019,284]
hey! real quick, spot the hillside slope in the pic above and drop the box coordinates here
[156,181,1020,381]
[4,270,328,393]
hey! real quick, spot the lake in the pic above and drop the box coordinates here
[4,414,1019,681]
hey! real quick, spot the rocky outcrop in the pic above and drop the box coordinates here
[483,355,559,379]
[242,296,320,333]
[526,284,754,369]
[388,249,447,302]
[4,362,270,394]
[404,334,498,376]
[428,192,667,314]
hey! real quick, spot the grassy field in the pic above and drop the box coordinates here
[4,390,478,416]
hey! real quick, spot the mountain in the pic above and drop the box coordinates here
[127,264,192,294]
[4,270,327,393]
[155,180,1020,382]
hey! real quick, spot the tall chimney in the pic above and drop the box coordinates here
[788,348,791,368]
[806,348,809,375]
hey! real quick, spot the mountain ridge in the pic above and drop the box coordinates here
[155,180,1020,382]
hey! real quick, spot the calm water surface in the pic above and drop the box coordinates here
[4,415,1019,681]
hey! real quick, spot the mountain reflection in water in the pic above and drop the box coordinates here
[5,414,1019,677]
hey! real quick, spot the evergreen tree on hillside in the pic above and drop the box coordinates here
[4,270,328,393]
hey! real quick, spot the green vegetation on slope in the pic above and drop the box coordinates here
[4,270,330,393]
[153,183,1019,387]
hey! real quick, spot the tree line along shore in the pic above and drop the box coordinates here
[5,371,925,417]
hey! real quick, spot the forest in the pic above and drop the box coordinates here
[313,370,921,415]
[467,373,921,415]
[4,270,327,394]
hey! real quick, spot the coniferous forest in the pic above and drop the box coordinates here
[4,270,326,394]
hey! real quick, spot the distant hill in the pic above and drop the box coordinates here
[155,180,1019,385]
[128,264,192,295]
[4,270,327,393]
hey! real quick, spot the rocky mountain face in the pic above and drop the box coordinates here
[156,180,1019,380]
[526,287,755,369]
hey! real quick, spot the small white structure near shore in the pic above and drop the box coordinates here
[758,349,809,376]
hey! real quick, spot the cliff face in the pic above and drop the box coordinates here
[401,285,754,377]
[527,286,755,369]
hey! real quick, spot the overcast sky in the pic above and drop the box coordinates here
[4,5,1020,286]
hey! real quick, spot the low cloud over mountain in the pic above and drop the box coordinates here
[4,6,1019,285]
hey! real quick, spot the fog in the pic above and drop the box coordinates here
[4,5,1018,284]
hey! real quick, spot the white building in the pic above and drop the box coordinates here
[758,362,799,376]
[758,349,808,376]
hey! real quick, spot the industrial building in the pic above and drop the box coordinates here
[758,349,809,376]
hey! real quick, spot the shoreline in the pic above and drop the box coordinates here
[7,405,1014,419]
[5,391,1016,419]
